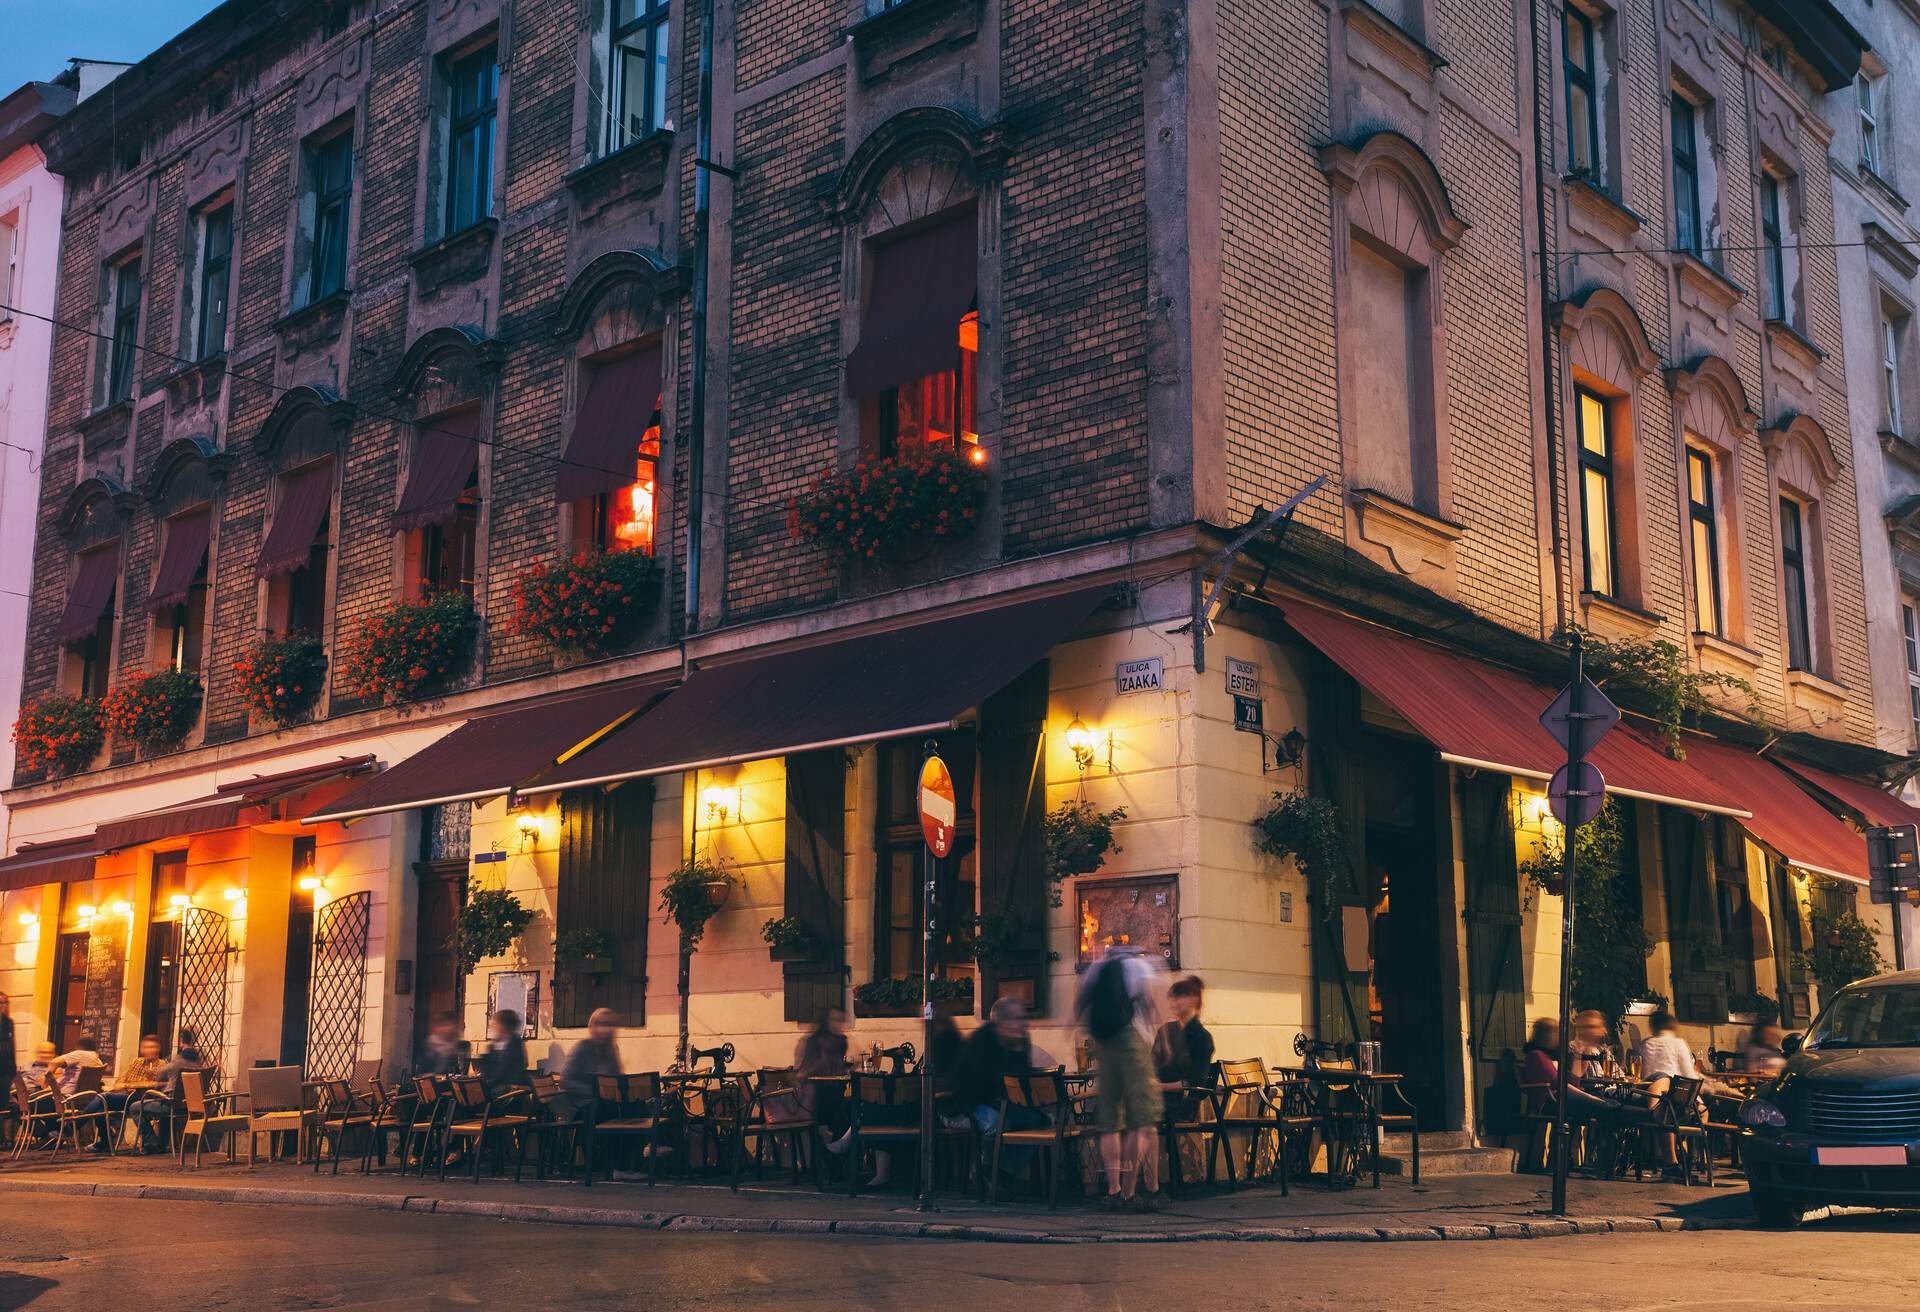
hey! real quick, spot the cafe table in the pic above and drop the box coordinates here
[1273,1065,1406,1189]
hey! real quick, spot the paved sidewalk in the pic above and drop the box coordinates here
[0,1152,1760,1244]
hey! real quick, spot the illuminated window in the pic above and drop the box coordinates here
[1904,601,1920,747]
[877,312,979,460]
[590,407,661,555]
[1576,386,1617,598]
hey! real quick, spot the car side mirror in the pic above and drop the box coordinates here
[1781,1032,1802,1057]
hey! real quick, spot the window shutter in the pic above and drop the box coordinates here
[554,782,653,1028]
[782,749,846,1022]
[1461,772,1526,1062]
[1306,657,1371,1047]
[1660,810,1725,1022]
[977,661,1051,1014]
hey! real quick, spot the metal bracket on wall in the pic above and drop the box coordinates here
[1187,475,1328,673]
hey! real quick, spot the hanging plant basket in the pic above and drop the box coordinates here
[556,927,614,974]
[101,669,202,753]
[761,916,815,962]
[789,446,987,568]
[511,548,660,657]
[11,695,105,778]
[660,855,738,947]
[236,635,328,727]
[1044,800,1126,907]
[340,591,478,704]
[1252,790,1348,912]
[451,886,536,974]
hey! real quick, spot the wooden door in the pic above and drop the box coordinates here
[50,934,90,1052]
[413,858,466,1055]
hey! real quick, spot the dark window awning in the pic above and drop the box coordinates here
[555,347,662,505]
[524,585,1111,796]
[304,676,676,824]
[394,409,481,532]
[257,461,334,579]
[1778,758,1920,836]
[1279,598,1750,817]
[1748,0,1866,93]
[843,206,977,398]
[0,834,102,891]
[146,509,211,615]
[1674,737,1866,885]
[54,543,120,643]
[97,755,377,850]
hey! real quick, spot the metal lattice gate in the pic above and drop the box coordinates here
[305,892,371,1080]
[175,907,231,1086]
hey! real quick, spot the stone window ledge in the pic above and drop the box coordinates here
[1859,164,1911,216]
[850,0,981,86]
[274,290,352,353]
[1338,0,1446,79]
[1785,667,1846,723]
[1765,318,1824,370]
[1349,487,1463,594]
[1674,251,1744,314]
[408,218,498,298]
[76,399,134,454]
[160,352,228,410]
[1579,590,1663,641]
[1880,429,1920,475]
[1563,172,1644,239]
[1690,630,1761,680]
[566,131,675,220]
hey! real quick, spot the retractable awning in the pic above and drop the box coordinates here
[1673,736,1867,884]
[304,676,675,824]
[1279,599,1749,816]
[523,586,1111,796]
[556,347,662,504]
[97,755,377,850]
[394,409,481,532]
[54,544,120,643]
[258,461,334,579]
[0,833,103,891]
[1778,758,1920,834]
[843,205,978,398]
[147,509,210,614]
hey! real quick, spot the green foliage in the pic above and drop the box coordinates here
[1570,630,1757,758]
[1796,881,1887,989]
[790,446,987,565]
[963,909,1028,963]
[554,926,610,962]
[659,854,737,947]
[1726,990,1780,1024]
[1044,800,1126,907]
[1253,790,1349,912]
[340,591,478,704]
[512,548,660,657]
[451,887,535,974]
[1519,801,1653,1027]
[760,916,813,952]
[852,975,975,1011]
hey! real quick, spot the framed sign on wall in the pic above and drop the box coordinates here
[1076,874,1179,971]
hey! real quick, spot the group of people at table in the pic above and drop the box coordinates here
[1520,1007,1782,1179]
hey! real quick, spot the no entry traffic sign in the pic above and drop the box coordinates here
[918,753,957,858]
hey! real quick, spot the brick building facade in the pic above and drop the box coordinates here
[1,0,1911,1146]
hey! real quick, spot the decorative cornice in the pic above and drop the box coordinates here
[1316,130,1470,250]
[824,107,1012,219]
[552,249,691,342]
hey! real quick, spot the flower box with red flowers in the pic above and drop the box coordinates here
[101,669,202,753]
[789,445,987,566]
[341,591,478,705]
[12,695,105,778]
[511,548,660,658]
[237,635,329,727]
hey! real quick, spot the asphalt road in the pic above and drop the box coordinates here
[1,1195,1916,1311]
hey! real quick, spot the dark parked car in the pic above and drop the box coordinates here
[1739,969,1920,1225]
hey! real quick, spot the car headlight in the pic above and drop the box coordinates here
[1740,1097,1788,1130]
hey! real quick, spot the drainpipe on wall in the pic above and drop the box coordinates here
[1527,0,1569,633]
[683,0,718,636]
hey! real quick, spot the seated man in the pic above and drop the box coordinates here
[131,1028,210,1153]
[67,1035,170,1155]
[954,998,1050,1181]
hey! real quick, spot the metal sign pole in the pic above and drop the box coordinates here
[1550,632,1582,1217]
[919,743,940,1213]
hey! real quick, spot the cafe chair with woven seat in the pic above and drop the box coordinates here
[728,1066,816,1192]
[437,1075,533,1183]
[1371,1081,1421,1187]
[311,1078,378,1175]
[176,1069,249,1168]
[238,1065,310,1165]
[839,1071,967,1197]
[527,1073,586,1182]
[1662,1076,1712,1187]
[583,1072,678,1185]
[50,1065,114,1158]
[9,1076,58,1161]
[988,1069,1084,1208]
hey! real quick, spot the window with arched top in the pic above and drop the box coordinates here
[1762,415,1842,682]
[1667,357,1755,647]
[388,328,501,602]
[52,483,128,701]
[254,387,348,641]
[144,438,224,679]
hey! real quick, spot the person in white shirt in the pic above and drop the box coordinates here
[46,1035,106,1097]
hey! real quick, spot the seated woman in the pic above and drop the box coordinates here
[1154,975,1216,1120]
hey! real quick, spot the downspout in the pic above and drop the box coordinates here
[1528,0,1568,632]
[683,0,718,636]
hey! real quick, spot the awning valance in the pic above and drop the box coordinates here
[0,834,102,891]
[394,409,481,532]
[305,677,675,824]
[1673,737,1867,884]
[147,509,211,614]
[1279,599,1749,817]
[54,544,120,643]
[1779,759,1920,834]
[97,755,377,850]
[524,585,1111,796]
[555,347,662,505]
[843,206,977,398]
[257,462,334,580]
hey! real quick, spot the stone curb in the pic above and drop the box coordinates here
[0,1176,1757,1245]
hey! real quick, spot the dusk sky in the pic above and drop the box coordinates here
[1,0,221,93]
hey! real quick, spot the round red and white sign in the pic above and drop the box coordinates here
[917,753,957,858]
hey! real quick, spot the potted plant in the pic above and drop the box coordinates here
[101,669,201,753]
[964,910,1028,965]
[1625,992,1667,1017]
[851,974,974,1019]
[760,916,814,962]
[340,591,478,704]
[555,926,613,974]
[1796,883,1887,990]
[1726,991,1778,1027]
[511,548,660,658]
[1252,790,1349,910]
[11,695,105,778]
[236,634,328,726]
[789,445,987,568]
[450,886,536,974]
[1044,800,1127,907]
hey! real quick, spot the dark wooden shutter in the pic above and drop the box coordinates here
[783,749,847,1022]
[977,661,1051,1013]
[554,781,653,1028]
[1767,859,1813,1025]
[1461,772,1525,1059]
[1660,809,1725,1022]
[1306,655,1370,1047]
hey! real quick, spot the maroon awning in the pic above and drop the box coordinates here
[844,207,977,398]
[1780,759,1920,833]
[394,409,481,533]
[525,585,1111,795]
[556,347,662,505]
[54,543,120,643]
[1674,737,1867,884]
[146,509,211,614]
[0,834,102,891]
[257,462,334,580]
[306,678,674,823]
[97,755,378,850]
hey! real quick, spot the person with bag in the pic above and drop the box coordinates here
[1074,944,1169,1210]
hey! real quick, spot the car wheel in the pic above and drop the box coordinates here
[1750,1188,1803,1229]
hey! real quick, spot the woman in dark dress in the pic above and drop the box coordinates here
[1154,975,1216,1119]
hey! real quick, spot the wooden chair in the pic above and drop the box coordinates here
[349,1058,384,1094]
[311,1078,377,1175]
[1206,1058,1293,1191]
[176,1069,248,1168]
[987,1069,1083,1208]
[400,1075,449,1176]
[358,1077,418,1174]
[1371,1078,1421,1186]
[727,1067,816,1192]
[235,1066,309,1165]
[1159,1067,1222,1194]
[9,1076,57,1161]
[583,1072,677,1186]
[841,1071,959,1197]
[527,1072,585,1182]
[437,1075,533,1184]
[50,1066,112,1158]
